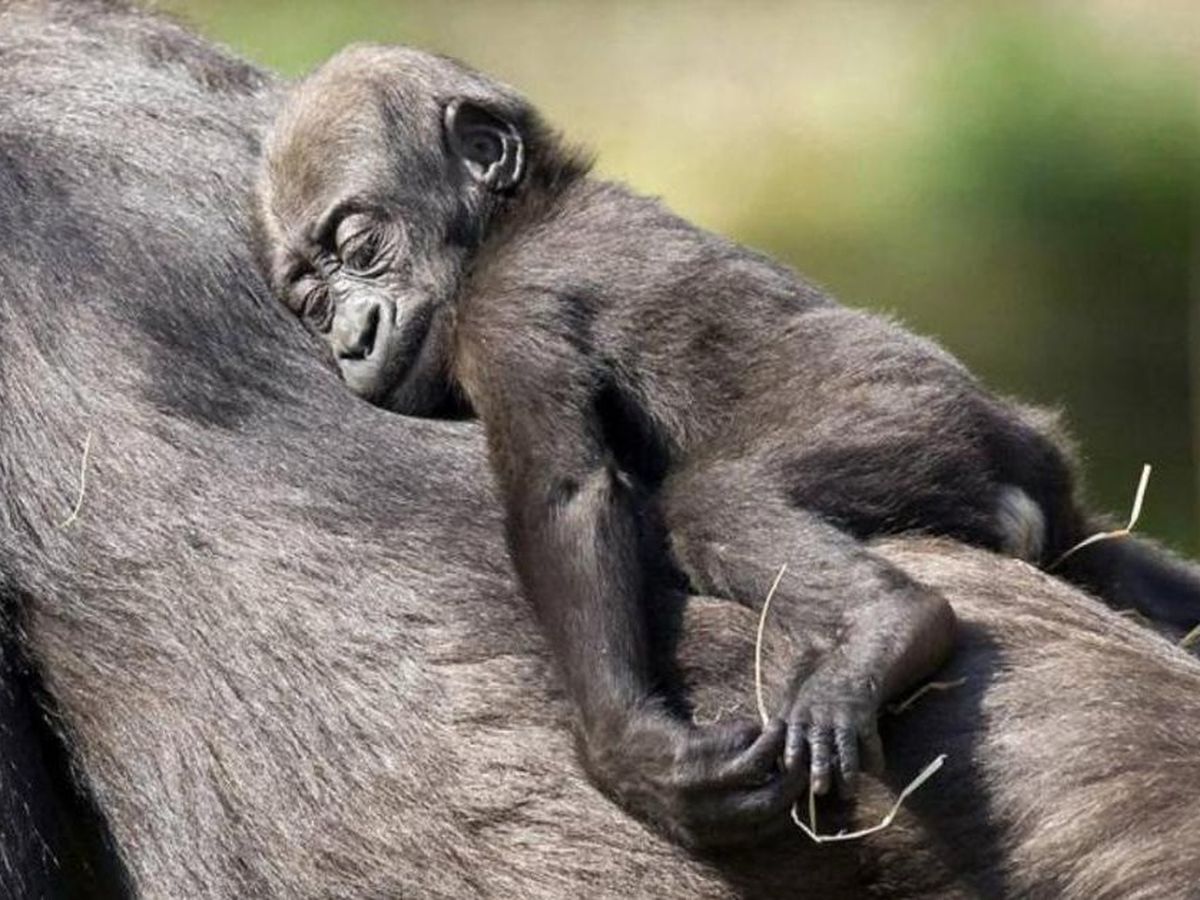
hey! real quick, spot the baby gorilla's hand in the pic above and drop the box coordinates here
[580,708,799,849]
[780,665,886,796]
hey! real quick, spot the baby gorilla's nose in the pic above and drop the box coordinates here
[331,297,382,360]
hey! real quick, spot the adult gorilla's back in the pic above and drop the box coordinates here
[1,2,1198,897]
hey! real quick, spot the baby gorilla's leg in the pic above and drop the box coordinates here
[661,457,957,795]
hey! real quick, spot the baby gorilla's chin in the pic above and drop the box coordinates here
[338,353,393,402]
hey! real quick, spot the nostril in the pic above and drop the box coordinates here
[338,303,381,361]
[358,303,381,357]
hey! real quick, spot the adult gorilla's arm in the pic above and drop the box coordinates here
[0,2,1198,897]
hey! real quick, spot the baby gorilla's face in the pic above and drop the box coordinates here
[271,197,440,411]
[256,45,528,414]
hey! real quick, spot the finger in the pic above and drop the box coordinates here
[834,725,858,795]
[860,722,886,776]
[711,718,786,787]
[785,716,809,774]
[809,727,833,796]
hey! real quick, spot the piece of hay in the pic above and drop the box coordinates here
[754,564,789,726]
[1181,624,1200,651]
[888,678,967,716]
[1049,464,1151,571]
[59,431,92,528]
[1115,608,1153,627]
[790,755,947,844]
[752,562,946,844]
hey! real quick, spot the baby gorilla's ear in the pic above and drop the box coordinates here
[443,98,525,192]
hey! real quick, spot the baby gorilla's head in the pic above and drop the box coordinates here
[257,44,563,414]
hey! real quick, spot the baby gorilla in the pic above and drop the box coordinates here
[257,45,1200,847]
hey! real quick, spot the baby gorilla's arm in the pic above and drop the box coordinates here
[463,313,799,848]
[663,457,957,793]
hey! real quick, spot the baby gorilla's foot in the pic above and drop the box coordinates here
[580,707,801,848]
[994,484,1046,562]
[780,665,885,796]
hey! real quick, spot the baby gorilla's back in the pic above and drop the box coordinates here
[715,304,1079,556]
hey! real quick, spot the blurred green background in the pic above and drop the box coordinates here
[160,0,1200,551]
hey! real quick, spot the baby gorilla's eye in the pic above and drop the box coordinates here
[294,275,332,330]
[343,230,382,273]
[335,214,393,277]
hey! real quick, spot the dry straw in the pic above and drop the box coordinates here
[1049,464,1151,571]
[60,431,92,528]
[1181,624,1200,651]
[1039,463,1197,652]
[888,678,967,716]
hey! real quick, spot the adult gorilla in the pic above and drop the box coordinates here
[0,1,1197,897]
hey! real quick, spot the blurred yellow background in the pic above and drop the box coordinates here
[159,0,1200,550]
